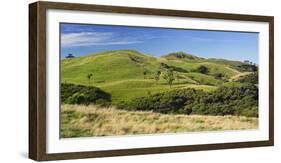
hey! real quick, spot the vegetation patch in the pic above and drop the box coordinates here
[127,83,258,117]
[237,72,258,84]
[61,83,111,105]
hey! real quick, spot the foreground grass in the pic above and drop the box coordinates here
[61,104,258,138]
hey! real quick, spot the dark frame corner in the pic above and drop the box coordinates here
[29,1,274,161]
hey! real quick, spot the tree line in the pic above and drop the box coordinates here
[61,82,258,118]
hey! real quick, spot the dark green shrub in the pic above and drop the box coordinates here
[237,72,258,84]
[66,92,87,104]
[61,83,111,105]
[238,64,258,72]
[128,83,258,117]
[129,89,204,114]
[197,65,209,74]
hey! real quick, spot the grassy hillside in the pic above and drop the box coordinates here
[61,50,253,104]
[60,50,259,138]
[62,50,158,84]
[61,104,258,138]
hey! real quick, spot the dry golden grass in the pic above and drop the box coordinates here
[61,104,258,138]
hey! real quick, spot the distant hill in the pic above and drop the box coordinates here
[61,50,257,103]
[162,51,204,60]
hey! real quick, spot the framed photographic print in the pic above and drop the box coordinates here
[29,1,274,161]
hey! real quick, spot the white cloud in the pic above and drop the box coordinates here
[61,32,142,47]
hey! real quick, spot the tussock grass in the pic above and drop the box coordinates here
[61,104,258,138]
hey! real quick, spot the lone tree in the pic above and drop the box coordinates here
[87,73,93,86]
[197,65,209,74]
[143,70,148,79]
[154,70,161,84]
[66,53,75,59]
[163,69,175,88]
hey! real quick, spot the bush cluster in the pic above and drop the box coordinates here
[197,65,209,74]
[61,83,111,105]
[126,83,258,117]
[237,72,258,84]
[237,64,258,72]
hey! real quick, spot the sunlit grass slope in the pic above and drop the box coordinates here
[61,50,246,103]
[61,50,158,84]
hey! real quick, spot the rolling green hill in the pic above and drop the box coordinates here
[61,50,253,104]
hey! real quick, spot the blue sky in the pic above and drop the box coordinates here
[60,23,259,63]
